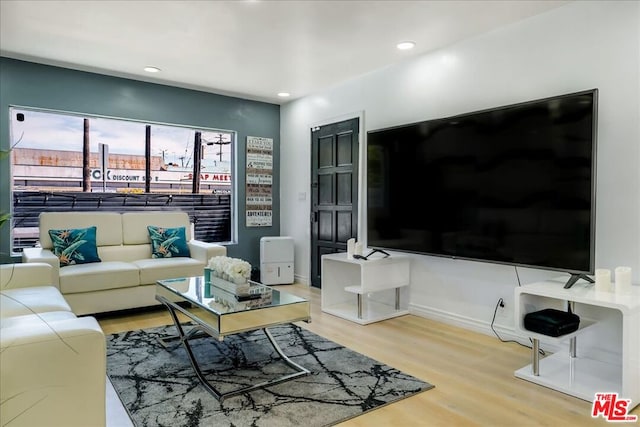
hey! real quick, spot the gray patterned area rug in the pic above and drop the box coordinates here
[106,323,433,427]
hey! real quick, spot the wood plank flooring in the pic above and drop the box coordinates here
[98,284,636,426]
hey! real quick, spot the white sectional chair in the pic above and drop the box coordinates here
[22,210,227,315]
[0,263,106,427]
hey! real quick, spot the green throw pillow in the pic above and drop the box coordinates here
[147,225,190,258]
[48,226,101,267]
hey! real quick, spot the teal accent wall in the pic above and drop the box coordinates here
[0,57,280,266]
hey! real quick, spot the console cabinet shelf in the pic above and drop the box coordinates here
[521,317,597,344]
[514,279,639,409]
[321,252,410,325]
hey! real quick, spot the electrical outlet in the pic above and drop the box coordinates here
[496,298,509,318]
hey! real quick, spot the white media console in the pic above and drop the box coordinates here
[321,252,410,325]
[514,279,639,409]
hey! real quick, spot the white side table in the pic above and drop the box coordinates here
[321,252,410,325]
[514,279,640,409]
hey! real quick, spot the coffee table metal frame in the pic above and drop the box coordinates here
[155,277,311,402]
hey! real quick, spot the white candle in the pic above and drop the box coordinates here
[354,242,363,256]
[614,266,632,294]
[594,269,611,292]
[347,238,355,259]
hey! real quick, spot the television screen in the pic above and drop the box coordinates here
[367,89,597,277]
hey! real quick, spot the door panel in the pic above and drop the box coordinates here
[319,136,334,167]
[336,211,353,241]
[318,211,333,241]
[336,172,352,205]
[318,174,333,204]
[337,133,353,165]
[310,117,359,288]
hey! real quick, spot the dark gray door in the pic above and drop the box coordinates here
[310,118,359,288]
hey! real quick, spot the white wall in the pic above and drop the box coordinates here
[280,1,640,337]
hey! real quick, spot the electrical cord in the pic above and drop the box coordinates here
[491,297,546,355]
[354,249,390,260]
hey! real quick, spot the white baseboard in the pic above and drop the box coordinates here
[294,273,309,286]
[408,302,561,352]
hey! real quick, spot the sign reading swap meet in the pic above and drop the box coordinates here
[246,136,273,227]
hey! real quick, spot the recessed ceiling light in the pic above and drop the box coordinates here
[396,41,416,50]
[144,66,161,73]
[277,92,291,98]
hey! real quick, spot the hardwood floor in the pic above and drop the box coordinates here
[98,284,636,426]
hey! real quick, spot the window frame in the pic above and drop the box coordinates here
[8,105,238,254]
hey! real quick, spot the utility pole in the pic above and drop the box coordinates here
[203,133,231,162]
[145,125,151,193]
[192,131,202,194]
[214,133,231,162]
[82,118,91,192]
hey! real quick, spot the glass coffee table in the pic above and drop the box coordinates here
[156,276,311,402]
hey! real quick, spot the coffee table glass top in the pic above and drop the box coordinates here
[157,276,306,313]
[156,276,310,337]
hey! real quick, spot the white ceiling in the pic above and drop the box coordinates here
[0,0,570,105]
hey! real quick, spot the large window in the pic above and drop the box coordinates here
[9,107,234,252]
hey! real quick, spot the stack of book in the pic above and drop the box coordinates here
[207,285,273,312]
[209,275,250,295]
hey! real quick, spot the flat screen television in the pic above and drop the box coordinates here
[367,89,597,288]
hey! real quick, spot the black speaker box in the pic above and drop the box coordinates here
[523,308,580,337]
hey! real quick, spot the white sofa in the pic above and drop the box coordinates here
[0,263,106,427]
[22,211,226,315]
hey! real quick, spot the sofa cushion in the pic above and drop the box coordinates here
[0,311,76,329]
[0,263,55,290]
[147,225,190,258]
[0,286,72,318]
[40,211,123,248]
[122,211,191,245]
[48,226,101,267]
[99,244,152,263]
[0,315,106,427]
[59,261,140,294]
[134,257,204,285]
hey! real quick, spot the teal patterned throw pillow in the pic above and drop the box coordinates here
[147,226,190,258]
[48,226,101,267]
